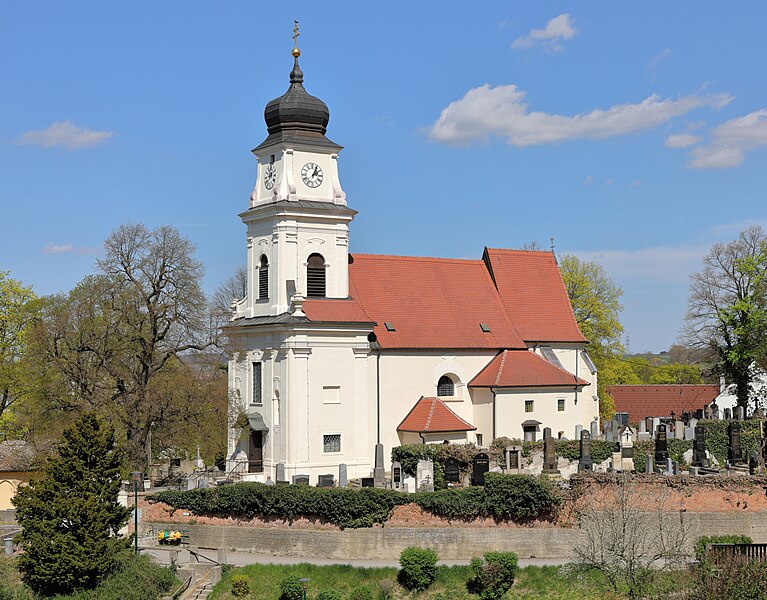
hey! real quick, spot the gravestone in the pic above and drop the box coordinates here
[579,430,593,471]
[645,453,653,473]
[374,443,386,488]
[711,403,720,419]
[690,466,700,476]
[639,420,647,435]
[654,423,668,469]
[652,418,661,436]
[361,477,374,488]
[575,424,583,440]
[689,417,699,429]
[472,452,490,485]
[506,446,522,474]
[619,425,635,470]
[603,420,614,442]
[665,457,673,475]
[675,421,685,440]
[672,460,680,475]
[276,463,286,483]
[444,457,460,484]
[728,421,743,464]
[391,461,402,490]
[724,407,732,420]
[292,474,310,485]
[542,429,559,474]
[590,420,599,439]
[338,463,348,488]
[318,474,334,487]
[692,425,708,468]
[611,452,623,472]
[735,406,745,421]
[645,417,653,435]
[749,452,758,475]
[417,459,434,492]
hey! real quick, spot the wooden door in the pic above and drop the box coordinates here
[248,429,263,473]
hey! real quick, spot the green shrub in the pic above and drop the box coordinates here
[317,591,344,600]
[693,552,767,599]
[398,547,438,591]
[694,534,753,561]
[413,486,488,520]
[468,552,518,600]
[484,473,556,520]
[230,573,250,598]
[280,574,305,600]
[346,585,373,600]
[150,483,408,529]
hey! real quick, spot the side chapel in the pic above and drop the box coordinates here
[225,40,598,484]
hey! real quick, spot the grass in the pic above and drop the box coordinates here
[0,553,178,600]
[208,563,612,600]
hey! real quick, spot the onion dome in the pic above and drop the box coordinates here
[253,49,341,153]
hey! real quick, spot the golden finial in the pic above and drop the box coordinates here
[291,20,301,57]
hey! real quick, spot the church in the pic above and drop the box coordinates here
[225,42,598,484]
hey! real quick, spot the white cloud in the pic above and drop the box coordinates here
[629,179,641,187]
[582,175,593,185]
[605,178,615,186]
[427,84,733,146]
[512,14,577,51]
[42,243,73,254]
[572,244,708,284]
[647,48,671,75]
[17,120,114,149]
[689,109,767,169]
[42,243,98,255]
[665,133,701,148]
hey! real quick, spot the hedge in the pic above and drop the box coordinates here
[149,474,557,528]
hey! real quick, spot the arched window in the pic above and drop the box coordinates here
[437,375,455,397]
[258,255,269,300]
[306,253,326,297]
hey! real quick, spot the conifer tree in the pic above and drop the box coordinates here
[12,413,131,596]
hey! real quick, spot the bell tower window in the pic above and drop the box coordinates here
[307,253,326,297]
[258,255,269,300]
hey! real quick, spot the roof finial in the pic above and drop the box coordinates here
[290,21,304,84]
[291,20,301,58]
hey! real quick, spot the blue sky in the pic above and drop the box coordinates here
[2,2,766,352]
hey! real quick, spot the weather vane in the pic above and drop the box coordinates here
[292,21,301,57]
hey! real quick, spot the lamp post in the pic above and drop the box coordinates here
[298,578,311,600]
[131,471,142,555]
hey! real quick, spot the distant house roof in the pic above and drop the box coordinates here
[0,441,37,472]
[469,350,591,388]
[609,385,721,424]
[398,396,477,433]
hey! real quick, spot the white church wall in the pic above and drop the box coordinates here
[494,386,595,441]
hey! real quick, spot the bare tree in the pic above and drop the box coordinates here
[210,265,247,346]
[683,225,767,411]
[567,474,691,598]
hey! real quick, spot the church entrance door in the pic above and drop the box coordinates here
[248,429,263,473]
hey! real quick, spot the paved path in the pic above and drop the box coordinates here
[144,546,571,569]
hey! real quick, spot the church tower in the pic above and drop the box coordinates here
[233,34,356,319]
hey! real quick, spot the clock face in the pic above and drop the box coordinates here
[264,163,276,190]
[301,162,323,188]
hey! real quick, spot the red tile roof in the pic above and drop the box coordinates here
[398,396,477,433]
[483,248,586,343]
[609,385,721,424]
[345,254,527,349]
[469,350,590,388]
[302,299,374,324]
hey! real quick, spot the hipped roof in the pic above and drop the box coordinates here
[397,396,477,433]
[469,349,590,388]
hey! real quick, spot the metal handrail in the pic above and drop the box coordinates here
[170,575,193,600]
[181,567,213,600]
[189,548,222,566]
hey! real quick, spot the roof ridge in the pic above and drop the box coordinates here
[485,247,554,256]
[351,253,483,264]
[424,397,437,430]
[494,350,508,386]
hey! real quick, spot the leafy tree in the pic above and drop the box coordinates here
[0,271,39,435]
[33,224,215,467]
[12,413,131,596]
[683,226,767,411]
[559,255,625,419]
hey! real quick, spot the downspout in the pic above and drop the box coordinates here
[419,433,426,445]
[491,387,497,440]
[376,348,381,445]
[575,348,579,405]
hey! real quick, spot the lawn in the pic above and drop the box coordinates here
[209,563,612,600]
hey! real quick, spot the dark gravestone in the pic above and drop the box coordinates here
[391,461,402,490]
[724,407,732,420]
[292,474,310,485]
[472,452,490,486]
[579,430,593,471]
[749,452,758,475]
[318,474,334,488]
[507,448,520,470]
[170,458,181,468]
[692,425,708,468]
[654,424,668,470]
[361,477,374,488]
[444,458,460,484]
[543,429,560,474]
[728,421,743,464]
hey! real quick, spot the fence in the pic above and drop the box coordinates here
[707,543,767,562]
